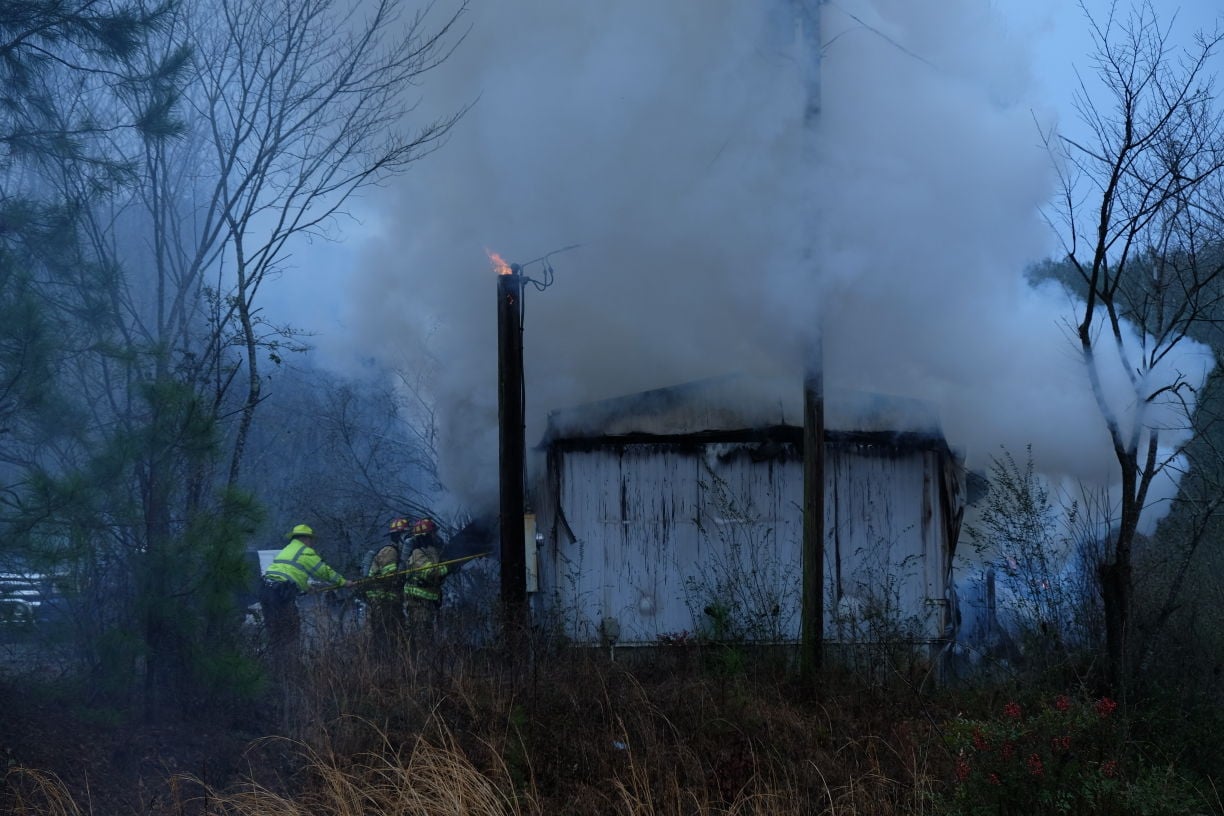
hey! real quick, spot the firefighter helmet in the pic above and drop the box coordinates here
[412,518,437,537]
[388,517,411,537]
[288,523,315,538]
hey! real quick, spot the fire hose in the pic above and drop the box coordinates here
[308,551,492,594]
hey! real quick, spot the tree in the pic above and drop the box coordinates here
[179,0,466,487]
[110,0,463,702]
[0,0,467,709]
[966,446,1105,661]
[0,1,180,449]
[1045,0,1224,686]
[243,362,443,562]
[0,1,176,172]
[1133,328,1224,681]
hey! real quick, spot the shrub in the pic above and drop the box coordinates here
[963,446,1104,658]
[941,693,1210,815]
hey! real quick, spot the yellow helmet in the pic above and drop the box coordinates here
[288,523,315,539]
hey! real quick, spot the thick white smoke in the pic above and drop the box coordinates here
[345,0,1213,526]
[800,2,1213,500]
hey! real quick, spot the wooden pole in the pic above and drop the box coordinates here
[796,0,825,682]
[497,267,527,630]
[800,347,825,680]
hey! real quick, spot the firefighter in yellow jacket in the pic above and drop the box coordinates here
[403,518,449,634]
[260,524,349,663]
[364,517,410,653]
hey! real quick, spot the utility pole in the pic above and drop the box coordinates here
[490,246,572,643]
[801,349,825,680]
[497,264,528,634]
[797,0,826,683]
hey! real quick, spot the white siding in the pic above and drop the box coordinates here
[826,444,945,643]
[536,438,953,646]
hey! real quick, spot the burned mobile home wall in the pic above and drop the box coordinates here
[530,376,965,650]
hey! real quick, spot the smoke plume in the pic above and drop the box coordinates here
[347,0,1213,524]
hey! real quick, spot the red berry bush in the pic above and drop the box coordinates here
[943,693,1129,815]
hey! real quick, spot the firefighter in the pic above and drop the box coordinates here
[403,518,449,636]
[259,524,350,667]
[364,517,410,655]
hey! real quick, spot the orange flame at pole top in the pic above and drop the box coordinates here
[486,249,513,276]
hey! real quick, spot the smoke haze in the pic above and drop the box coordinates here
[347,0,1213,521]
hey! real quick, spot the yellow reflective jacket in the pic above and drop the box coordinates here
[404,543,448,603]
[365,543,402,603]
[265,537,345,593]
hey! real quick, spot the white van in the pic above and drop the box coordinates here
[0,572,44,624]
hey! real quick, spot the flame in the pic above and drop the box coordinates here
[486,249,513,275]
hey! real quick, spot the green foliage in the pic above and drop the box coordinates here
[136,376,221,460]
[0,255,59,433]
[0,1,183,164]
[705,641,750,679]
[942,693,1212,816]
[193,648,266,705]
[90,626,146,703]
[0,0,455,728]
[1129,687,1224,783]
[504,703,532,793]
[130,483,265,706]
[6,377,266,707]
[178,489,266,704]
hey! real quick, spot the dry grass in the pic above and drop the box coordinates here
[263,629,948,815]
[10,603,1224,814]
[3,768,87,816]
[4,623,953,815]
[203,724,533,816]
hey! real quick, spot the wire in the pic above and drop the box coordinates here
[824,1,938,71]
[504,243,580,504]
[519,243,580,292]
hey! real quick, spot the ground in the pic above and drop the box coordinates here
[1,675,285,815]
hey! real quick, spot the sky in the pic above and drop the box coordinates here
[266,0,1224,521]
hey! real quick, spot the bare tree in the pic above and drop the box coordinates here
[244,364,443,566]
[77,0,466,486]
[178,0,468,486]
[1047,0,1224,685]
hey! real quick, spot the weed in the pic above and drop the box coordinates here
[941,691,1214,815]
[685,460,799,651]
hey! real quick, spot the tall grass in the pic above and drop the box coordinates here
[17,612,1219,814]
[204,726,532,816]
[4,769,87,816]
[209,621,948,815]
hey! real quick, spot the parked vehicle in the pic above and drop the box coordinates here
[0,572,44,625]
